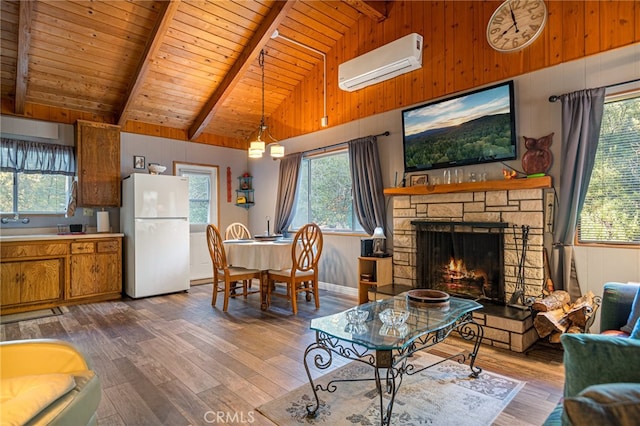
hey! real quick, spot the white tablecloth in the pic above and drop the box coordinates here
[223,240,293,271]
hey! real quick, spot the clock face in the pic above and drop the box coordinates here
[487,0,547,52]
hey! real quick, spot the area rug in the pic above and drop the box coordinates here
[0,307,63,325]
[257,352,525,425]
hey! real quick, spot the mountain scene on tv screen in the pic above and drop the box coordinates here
[405,113,513,168]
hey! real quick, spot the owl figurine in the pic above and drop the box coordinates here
[521,133,553,175]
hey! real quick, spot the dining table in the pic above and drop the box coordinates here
[223,238,294,309]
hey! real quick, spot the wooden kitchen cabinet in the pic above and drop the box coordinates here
[0,242,67,313]
[69,238,122,298]
[76,120,121,207]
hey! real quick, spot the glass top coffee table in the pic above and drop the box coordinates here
[303,292,484,425]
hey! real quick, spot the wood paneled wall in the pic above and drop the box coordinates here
[269,0,640,141]
[3,1,638,147]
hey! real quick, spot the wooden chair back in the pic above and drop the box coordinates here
[292,223,323,273]
[206,224,227,271]
[225,222,251,240]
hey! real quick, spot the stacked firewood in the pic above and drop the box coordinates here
[532,290,598,343]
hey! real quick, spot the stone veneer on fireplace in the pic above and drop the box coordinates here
[389,181,550,306]
[386,179,552,352]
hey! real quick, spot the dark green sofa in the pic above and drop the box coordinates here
[543,282,640,425]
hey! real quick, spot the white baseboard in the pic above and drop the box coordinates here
[192,277,358,298]
[319,281,358,297]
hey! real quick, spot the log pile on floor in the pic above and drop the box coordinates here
[532,291,597,343]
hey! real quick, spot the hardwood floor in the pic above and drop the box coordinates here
[0,284,564,425]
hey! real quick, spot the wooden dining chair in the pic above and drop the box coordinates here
[267,223,323,314]
[225,222,251,240]
[206,224,261,312]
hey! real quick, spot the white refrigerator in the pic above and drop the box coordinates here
[121,173,190,298]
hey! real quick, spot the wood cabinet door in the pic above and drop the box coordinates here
[1,262,22,305]
[95,253,121,294]
[21,259,62,303]
[76,120,121,207]
[70,254,96,297]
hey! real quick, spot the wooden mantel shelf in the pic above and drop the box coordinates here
[384,176,552,196]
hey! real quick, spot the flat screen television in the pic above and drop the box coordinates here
[402,80,517,172]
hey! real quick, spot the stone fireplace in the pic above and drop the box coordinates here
[386,178,553,351]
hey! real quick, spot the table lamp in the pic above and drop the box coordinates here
[371,226,386,257]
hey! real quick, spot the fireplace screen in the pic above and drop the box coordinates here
[416,226,505,303]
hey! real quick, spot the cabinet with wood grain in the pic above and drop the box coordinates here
[0,242,67,314]
[76,120,121,207]
[69,238,122,299]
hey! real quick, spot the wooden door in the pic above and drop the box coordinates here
[76,120,121,207]
[20,259,62,303]
[1,262,22,305]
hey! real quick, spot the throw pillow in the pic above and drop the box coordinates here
[620,287,640,334]
[564,383,640,426]
[631,314,640,339]
[560,333,640,398]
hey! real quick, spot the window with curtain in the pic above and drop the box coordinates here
[578,92,640,245]
[0,138,75,215]
[291,148,364,233]
[175,162,218,231]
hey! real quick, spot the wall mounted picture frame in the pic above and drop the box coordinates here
[410,174,428,186]
[134,156,145,169]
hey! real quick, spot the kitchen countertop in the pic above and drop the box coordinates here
[0,233,124,242]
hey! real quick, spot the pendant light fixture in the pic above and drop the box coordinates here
[248,49,283,159]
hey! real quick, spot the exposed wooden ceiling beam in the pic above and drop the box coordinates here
[15,0,34,115]
[188,0,296,141]
[117,0,180,127]
[343,0,390,22]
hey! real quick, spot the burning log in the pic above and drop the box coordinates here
[533,291,598,339]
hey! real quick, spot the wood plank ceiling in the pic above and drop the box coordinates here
[0,0,388,147]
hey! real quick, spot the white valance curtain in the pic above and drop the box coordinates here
[0,138,76,176]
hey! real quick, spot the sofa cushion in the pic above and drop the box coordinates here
[620,287,640,334]
[564,383,640,425]
[561,333,640,398]
[0,373,75,425]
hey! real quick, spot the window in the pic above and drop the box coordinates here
[0,139,75,215]
[0,172,71,214]
[175,162,218,231]
[578,92,640,245]
[292,149,364,233]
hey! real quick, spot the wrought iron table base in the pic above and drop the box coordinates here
[303,313,483,425]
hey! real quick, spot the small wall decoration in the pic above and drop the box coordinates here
[521,133,553,175]
[410,174,428,186]
[226,167,232,203]
[133,155,145,169]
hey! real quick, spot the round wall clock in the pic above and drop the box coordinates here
[486,0,547,52]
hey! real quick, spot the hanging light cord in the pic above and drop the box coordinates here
[258,49,278,143]
[259,49,265,133]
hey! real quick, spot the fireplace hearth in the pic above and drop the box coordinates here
[414,221,507,304]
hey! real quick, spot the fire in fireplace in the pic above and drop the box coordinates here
[413,221,507,304]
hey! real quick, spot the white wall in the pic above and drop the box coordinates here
[249,43,640,300]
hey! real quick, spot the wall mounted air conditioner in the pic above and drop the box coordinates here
[338,33,423,92]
